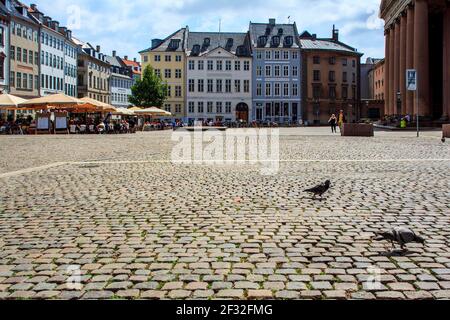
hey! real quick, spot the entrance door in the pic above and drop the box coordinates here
[236,103,249,122]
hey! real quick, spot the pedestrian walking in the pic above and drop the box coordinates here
[328,114,338,133]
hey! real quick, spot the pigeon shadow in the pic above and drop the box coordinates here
[378,249,415,257]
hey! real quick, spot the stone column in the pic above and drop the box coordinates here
[400,13,407,115]
[414,0,430,117]
[406,5,415,116]
[389,26,395,115]
[443,5,450,119]
[393,21,401,115]
[385,29,391,116]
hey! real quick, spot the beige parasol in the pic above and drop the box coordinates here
[0,94,28,110]
[133,107,172,117]
[18,93,85,110]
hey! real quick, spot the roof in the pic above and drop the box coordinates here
[7,0,39,26]
[300,38,362,55]
[122,59,142,75]
[140,28,187,53]
[105,55,124,68]
[186,31,250,56]
[249,21,300,49]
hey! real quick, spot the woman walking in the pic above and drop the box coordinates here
[328,114,337,133]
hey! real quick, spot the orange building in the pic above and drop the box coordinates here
[374,59,385,101]
[300,27,363,125]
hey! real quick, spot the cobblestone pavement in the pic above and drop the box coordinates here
[0,128,449,300]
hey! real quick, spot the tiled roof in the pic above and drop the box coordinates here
[249,22,300,49]
[300,39,361,55]
[122,59,142,75]
[140,28,187,53]
[186,32,250,56]
[105,55,123,68]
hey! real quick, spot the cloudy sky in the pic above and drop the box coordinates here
[33,0,385,61]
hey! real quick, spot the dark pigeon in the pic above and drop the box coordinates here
[304,180,331,199]
[442,137,446,143]
[374,227,425,250]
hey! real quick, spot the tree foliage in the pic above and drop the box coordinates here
[128,65,168,107]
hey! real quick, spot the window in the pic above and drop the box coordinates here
[164,104,171,112]
[198,79,204,92]
[216,60,223,71]
[256,66,262,77]
[225,102,231,113]
[143,55,149,62]
[329,56,336,65]
[207,60,213,70]
[265,65,271,77]
[22,72,27,89]
[352,72,356,83]
[274,51,280,60]
[352,60,356,68]
[234,61,240,71]
[17,47,21,62]
[0,27,3,46]
[292,83,298,96]
[342,58,348,66]
[256,83,262,96]
[283,65,289,77]
[166,85,171,97]
[274,65,280,77]
[283,83,289,96]
[207,79,213,92]
[176,55,182,62]
[244,61,250,71]
[17,72,21,89]
[165,55,171,62]
[265,50,271,60]
[283,51,289,60]
[198,60,204,70]
[313,56,320,64]
[207,102,213,113]
[189,60,195,70]
[225,79,231,93]
[292,66,298,77]
[292,51,298,59]
[226,60,232,71]
[198,102,204,113]
[216,102,222,113]
[175,69,182,78]
[265,83,271,96]
[329,86,336,99]
[313,70,321,81]
[28,51,33,65]
[328,71,336,82]
[155,69,161,77]
[188,101,195,113]
[175,86,182,97]
[10,72,15,87]
[189,79,195,92]
[34,52,39,65]
[256,51,262,59]
[10,46,15,60]
[244,80,250,93]
[274,83,280,96]
[165,69,171,78]
[342,86,348,100]
[29,74,33,90]
[343,72,348,83]
[234,80,240,93]
[216,79,222,92]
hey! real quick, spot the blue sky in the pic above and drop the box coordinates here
[32,0,384,61]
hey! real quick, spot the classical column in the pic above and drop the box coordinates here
[414,0,430,117]
[389,26,395,115]
[385,29,391,116]
[406,5,415,116]
[393,21,401,115]
[400,13,407,115]
[443,5,450,119]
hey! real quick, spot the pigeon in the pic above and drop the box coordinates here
[304,180,331,199]
[442,137,446,143]
[374,227,425,251]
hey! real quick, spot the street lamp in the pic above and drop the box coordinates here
[396,91,401,116]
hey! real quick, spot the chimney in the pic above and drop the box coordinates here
[269,18,276,26]
[332,25,339,41]
[124,55,128,60]
[112,50,116,57]
[96,45,101,53]
[133,58,137,62]
[312,34,317,41]
[30,4,37,11]
[51,20,60,31]
[43,16,52,27]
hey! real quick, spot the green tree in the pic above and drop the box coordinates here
[128,65,168,107]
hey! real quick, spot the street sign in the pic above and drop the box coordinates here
[407,69,417,91]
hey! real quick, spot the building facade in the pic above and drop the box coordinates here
[140,28,187,120]
[249,19,302,124]
[380,0,450,120]
[74,39,111,103]
[7,0,40,99]
[106,51,132,108]
[122,56,141,86]
[0,1,10,94]
[63,30,77,97]
[373,59,385,101]
[185,32,252,123]
[300,28,363,125]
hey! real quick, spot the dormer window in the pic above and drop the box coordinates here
[192,44,201,56]
[271,36,280,47]
[265,27,271,35]
[278,28,283,36]
[284,36,293,48]
[257,36,268,48]
[225,38,233,50]
[203,38,210,47]
[169,39,180,51]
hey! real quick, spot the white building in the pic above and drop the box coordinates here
[63,29,77,97]
[0,3,9,94]
[106,51,132,109]
[186,32,252,124]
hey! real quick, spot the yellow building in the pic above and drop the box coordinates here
[140,28,187,120]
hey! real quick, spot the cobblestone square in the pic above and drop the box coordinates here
[0,128,449,300]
